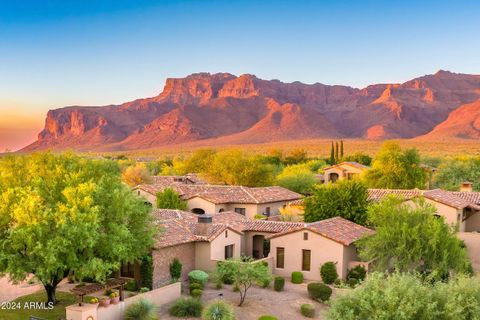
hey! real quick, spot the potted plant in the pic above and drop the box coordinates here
[99,296,111,307]
[89,297,99,306]
[110,292,120,304]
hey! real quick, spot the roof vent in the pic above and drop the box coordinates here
[198,215,212,224]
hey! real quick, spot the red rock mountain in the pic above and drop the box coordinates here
[23,71,480,151]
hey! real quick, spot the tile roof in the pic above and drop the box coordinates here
[136,184,302,204]
[152,174,207,185]
[244,220,304,233]
[368,188,480,210]
[324,161,369,171]
[267,217,374,246]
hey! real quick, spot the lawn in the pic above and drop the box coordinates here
[0,290,78,320]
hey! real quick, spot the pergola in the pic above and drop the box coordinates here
[70,278,129,306]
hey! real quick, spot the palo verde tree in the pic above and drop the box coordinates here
[357,196,472,279]
[0,153,157,304]
[215,258,271,306]
[303,179,369,226]
[156,187,188,210]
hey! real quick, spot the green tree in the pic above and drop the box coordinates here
[303,179,369,225]
[165,149,216,175]
[215,258,271,306]
[204,150,275,186]
[276,164,317,194]
[342,152,372,166]
[433,156,480,191]
[335,142,340,164]
[0,153,156,304]
[156,188,188,210]
[340,140,344,158]
[364,141,427,189]
[357,197,471,278]
[284,148,308,165]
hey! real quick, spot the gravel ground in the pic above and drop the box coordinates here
[159,280,335,320]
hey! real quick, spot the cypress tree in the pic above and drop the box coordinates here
[335,142,340,164]
[330,142,335,165]
[340,140,344,158]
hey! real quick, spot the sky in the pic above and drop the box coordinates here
[1,0,479,151]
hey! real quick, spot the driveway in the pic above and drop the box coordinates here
[458,232,480,273]
[0,275,43,303]
[159,281,335,320]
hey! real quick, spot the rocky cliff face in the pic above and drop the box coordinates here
[23,70,480,151]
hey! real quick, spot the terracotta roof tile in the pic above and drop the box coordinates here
[423,189,477,210]
[368,189,422,202]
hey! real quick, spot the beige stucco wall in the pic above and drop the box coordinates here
[324,165,364,184]
[194,242,215,271]
[244,231,274,258]
[135,188,157,206]
[187,197,217,214]
[269,230,351,280]
[152,242,196,288]
[210,229,242,260]
[425,198,464,231]
[342,245,360,278]
[465,211,480,232]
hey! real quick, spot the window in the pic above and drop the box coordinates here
[219,208,225,213]
[302,250,311,271]
[225,230,228,238]
[234,208,246,215]
[303,232,308,240]
[137,190,141,196]
[276,247,285,268]
[225,244,234,259]
[121,262,135,278]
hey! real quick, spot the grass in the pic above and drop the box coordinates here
[0,290,84,320]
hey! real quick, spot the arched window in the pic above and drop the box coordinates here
[192,208,205,215]
[219,208,225,213]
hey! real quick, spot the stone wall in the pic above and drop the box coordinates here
[152,242,196,288]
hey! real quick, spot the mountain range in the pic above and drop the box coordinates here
[23,70,480,151]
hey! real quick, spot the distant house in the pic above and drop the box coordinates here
[323,162,369,184]
[267,217,374,280]
[368,185,480,232]
[133,180,302,219]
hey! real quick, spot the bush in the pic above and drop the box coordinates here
[202,299,235,320]
[169,297,203,317]
[216,261,235,284]
[347,277,358,287]
[140,253,154,290]
[125,299,158,320]
[347,265,366,282]
[233,283,239,292]
[125,279,138,291]
[258,277,271,288]
[191,289,203,298]
[307,282,332,302]
[170,258,183,282]
[300,304,315,318]
[274,276,285,291]
[189,270,209,286]
[258,316,278,320]
[139,287,150,293]
[291,271,304,284]
[320,262,338,284]
[190,282,203,292]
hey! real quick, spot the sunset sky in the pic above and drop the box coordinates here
[1,0,480,151]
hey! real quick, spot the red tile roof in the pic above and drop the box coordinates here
[137,184,302,204]
[267,217,374,246]
[324,161,369,171]
[368,189,422,202]
[423,189,480,210]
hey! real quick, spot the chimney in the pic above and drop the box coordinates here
[196,215,212,236]
[460,181,473,192]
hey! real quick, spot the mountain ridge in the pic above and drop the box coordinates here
[23,70,480,151]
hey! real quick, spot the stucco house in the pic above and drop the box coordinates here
[323,162,369,184]
[149,209,305,287]
[267,217,373,281]
[133,181,302,219]
[368,186,480,232]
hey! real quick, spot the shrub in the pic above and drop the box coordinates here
[307,282,332,302]
[125,279,138,291]
[347,265,366,282]
[125,299,158,320]
[169,297,203,317]
[216,261,235,284]
[258,316,278,320]
[320,262,338,284]
[139,287,150,293]
[189,270,209,286]
[258,277,271,288]
[190,282,203,292]
[233,283,240,292]
[347,277,358,287]
[291,271,304,284]
[191,289,203,298]
[274,276,285,291]
[170,258,183,282]
[300,304,315,318]
[140,253,154,290]
[202,299,236,320]
[254,214,267,220]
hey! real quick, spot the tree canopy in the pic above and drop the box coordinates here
[364,141,427,189]
[156,188,188,210]
[0,153,156,304]
[303,179,369,225]
[433,156,480,191]
[357,197,472,278]
[276,164,317,194]
[121,163,153,187]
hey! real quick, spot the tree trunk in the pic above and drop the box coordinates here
[44,284,57,305]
